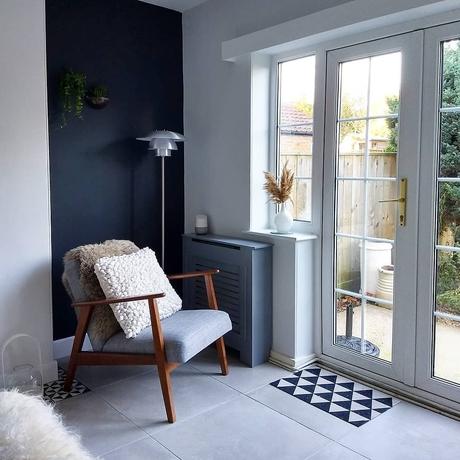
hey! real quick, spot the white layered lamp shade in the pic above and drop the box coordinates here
[136,130,185,157]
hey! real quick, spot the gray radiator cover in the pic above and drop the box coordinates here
[182,234,273,367]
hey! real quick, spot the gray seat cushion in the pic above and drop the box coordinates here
[102,309,232,363]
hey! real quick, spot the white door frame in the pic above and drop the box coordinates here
[322,31,423,385]
[416,21,460,402]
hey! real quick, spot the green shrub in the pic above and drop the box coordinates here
[438,251,460,294]
[437,289,460,315]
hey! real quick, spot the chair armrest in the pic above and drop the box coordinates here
[72,292,165,308]
[168,269,219,280]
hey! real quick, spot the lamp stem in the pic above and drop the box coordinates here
[161,156,165,269]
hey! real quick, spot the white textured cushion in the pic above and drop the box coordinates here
[94,248,182,338]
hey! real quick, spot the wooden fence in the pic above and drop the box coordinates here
[282,152,397,291]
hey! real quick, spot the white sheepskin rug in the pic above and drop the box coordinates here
[0,390,94,460]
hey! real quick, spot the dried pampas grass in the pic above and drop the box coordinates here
[263,163,294,204]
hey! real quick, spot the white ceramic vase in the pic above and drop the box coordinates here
[274,202,293,233]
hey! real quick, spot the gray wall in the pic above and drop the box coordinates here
[182,0,352,234]
[46,0,184,341]
[0,0,56,382]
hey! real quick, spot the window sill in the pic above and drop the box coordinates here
[245,229,318,242]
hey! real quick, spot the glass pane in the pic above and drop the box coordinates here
[336,179,364,235]
[435,250,460,311]
[367,118,398,178]
[334,52,400,365]
[364,299,392,362]
[279,56,315,124]
[339,58,369,119]
[335,293,363,348]
[279,132,313,175]
[432,39,460,387]
[369,52,401,117]
[336,236,361,292]
[434,317,460,385]
[335,294,387,360]
[293,179,311,221]
[441,39,460,108]
[337,120,366,177]
[367,180,398,239]
[440,113,460,178]
[437,182,460,248]
[277,55,315,223]
[361,239,394,298]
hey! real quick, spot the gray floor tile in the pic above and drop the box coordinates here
[305,442,368,460]
[103,437,178,459]
[95,364,240,435]
[340,401,460,459]
[249,384,356,440]
[55,392,146,457]
[189,347,291,393]
[58,356,150,389]
[155,395,330,460]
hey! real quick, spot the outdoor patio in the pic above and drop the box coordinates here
[337,305,460,384]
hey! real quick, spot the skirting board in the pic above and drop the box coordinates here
[269,350,317,371]
[53,335,92,360]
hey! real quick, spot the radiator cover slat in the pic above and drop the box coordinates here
[183,234,273,367]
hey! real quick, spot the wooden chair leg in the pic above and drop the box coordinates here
[64,308,92,392]
[157,364,176,423]
[148,297,176,423]
[204,274,229,376]
[64,358,77,392]
[216,337,229,376]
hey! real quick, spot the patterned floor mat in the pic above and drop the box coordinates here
[271,365,399,427]
[43,368,90,403]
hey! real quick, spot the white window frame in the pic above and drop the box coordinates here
[269,50,326,234]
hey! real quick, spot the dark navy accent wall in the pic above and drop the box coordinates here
[46,0,184,340]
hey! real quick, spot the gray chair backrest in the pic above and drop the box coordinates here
[63,257,121,351]
[62,240,140,351]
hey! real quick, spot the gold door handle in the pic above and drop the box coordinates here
[378,178,407,226]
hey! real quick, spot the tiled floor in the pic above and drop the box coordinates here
[55,349,460,459]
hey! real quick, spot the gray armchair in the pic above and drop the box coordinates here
[62,242,231,423]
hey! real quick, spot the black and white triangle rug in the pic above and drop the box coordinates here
[270,365,399,427]
[43,368,90,404]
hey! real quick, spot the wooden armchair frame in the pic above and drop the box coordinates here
[64,269,228,423]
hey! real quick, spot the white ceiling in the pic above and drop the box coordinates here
[139,0,208,12]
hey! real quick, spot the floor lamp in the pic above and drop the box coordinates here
[136,130,185,268]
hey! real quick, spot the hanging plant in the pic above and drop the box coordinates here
[86,85,109,109]
[59,69,86,126]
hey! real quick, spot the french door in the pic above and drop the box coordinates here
[322,23,460,405]
[416,22,460,403]
[322,32,423,385]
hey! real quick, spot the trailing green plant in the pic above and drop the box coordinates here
[59,69,86,125]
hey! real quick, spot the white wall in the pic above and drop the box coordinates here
[182,0,458,367]
[182,0,353,234]
[0,0,56,382]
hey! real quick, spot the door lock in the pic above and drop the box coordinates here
[378,178,407,226]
